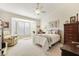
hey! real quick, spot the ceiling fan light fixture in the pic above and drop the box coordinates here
[35,8,41,15]
[35,3,46,15]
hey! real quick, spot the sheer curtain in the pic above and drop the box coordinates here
[24,22,30,35]
[11,18,31,36]
[17,21,31,36]
[17,21,25,35]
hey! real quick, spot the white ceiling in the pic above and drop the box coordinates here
[0,3,79,20]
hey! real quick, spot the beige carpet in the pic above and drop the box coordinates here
[5,38,63,56]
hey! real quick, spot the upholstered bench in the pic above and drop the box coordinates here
[4,35,17,47]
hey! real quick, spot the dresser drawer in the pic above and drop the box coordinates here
[64,28,78,31]
[64,33,78,37]
[68,37,77,40]
[64,25,77,31]
[64,36,78,42]
[64,34,78,37]
[64,25,73,28]
[64,39,72,44]
[64,24,77,27]
[64,23,79,44]
[64,32,78,35]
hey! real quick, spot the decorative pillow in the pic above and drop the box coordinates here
[51,28,59,34]
[52,31,56,34]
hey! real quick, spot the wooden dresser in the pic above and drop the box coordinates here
[61,23,79,56]
[64,23,79,44]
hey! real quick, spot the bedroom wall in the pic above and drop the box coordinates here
[40,4,79,43]
[0,9,38,36]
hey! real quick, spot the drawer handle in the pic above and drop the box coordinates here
[69,34,72,35]
[69,37,72,38]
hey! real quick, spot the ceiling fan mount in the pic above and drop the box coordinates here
[35,3,46,15]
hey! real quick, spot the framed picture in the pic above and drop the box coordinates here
[4,22,9,28]
[0,21,9,28]
[70,16,76,23]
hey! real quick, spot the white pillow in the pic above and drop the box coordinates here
[52,31,56,34]
[47,28,59,34]
[51,28,59,34]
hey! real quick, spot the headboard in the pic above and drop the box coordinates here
[47,27,60,34]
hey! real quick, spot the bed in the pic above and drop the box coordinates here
[33,33,60,51]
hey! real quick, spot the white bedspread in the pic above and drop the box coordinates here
[33,34,60,51]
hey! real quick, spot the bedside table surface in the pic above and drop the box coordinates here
[61,44,79,55]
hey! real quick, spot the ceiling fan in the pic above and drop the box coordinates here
[35,3,46,15]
